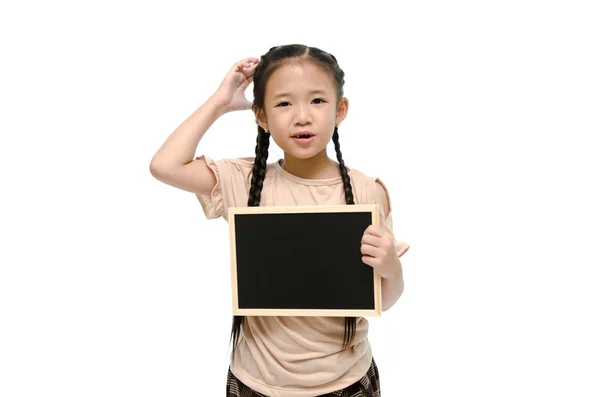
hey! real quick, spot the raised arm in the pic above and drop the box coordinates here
[149,96,226,196]
[149,57,259,196]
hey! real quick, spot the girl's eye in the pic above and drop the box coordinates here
[276,99,326,107]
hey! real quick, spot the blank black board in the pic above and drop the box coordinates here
[228,204,382,317]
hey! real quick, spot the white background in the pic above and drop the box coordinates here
[1,0,599,396]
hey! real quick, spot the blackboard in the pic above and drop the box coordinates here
[227,204,382,317]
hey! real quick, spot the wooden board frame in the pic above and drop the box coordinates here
[228,204,382,317]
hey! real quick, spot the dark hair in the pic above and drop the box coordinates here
[230,44,356,361]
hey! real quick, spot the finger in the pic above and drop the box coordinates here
[243,70,256,85]
[360,243,379,258]
[236,64,258,80]
[235,57,259,69]
[361,255,379,269]
[239,60,256,68]
[230,61,254,74]
[240,57,259,64]
[230,62,242,73]
[365,225,384,237]
[361,234,380,247]
[242,63,258,77]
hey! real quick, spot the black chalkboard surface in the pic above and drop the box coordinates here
[227,204,382,317]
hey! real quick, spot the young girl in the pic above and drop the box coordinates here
[150,44,409,397]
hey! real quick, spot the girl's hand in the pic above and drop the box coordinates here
[212,57,259,113]
[361,225,409,279]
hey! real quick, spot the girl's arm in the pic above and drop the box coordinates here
[149,95,226,196]
[382,267,405,311]
[149,57,259,196]
[374,181,407,311]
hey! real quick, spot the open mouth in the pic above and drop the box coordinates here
[293,134,314,140]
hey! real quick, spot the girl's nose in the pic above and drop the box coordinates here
[293,104,311,124]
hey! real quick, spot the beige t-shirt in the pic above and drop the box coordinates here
[195,155,401,397]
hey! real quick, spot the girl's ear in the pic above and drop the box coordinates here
[336,97,349,126]
[253,106,269,131]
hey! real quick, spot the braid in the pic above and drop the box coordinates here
[230,126,271,362]
[333,126,357,350]
[248,127,271,206]
[333,127,354,205]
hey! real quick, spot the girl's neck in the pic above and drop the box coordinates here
[280,152,340,180]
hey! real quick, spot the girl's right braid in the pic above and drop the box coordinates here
[248,127,271,206]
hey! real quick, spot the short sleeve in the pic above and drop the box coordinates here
[371,177,394,230]
[193,155,254,222]
[369,176,410,258]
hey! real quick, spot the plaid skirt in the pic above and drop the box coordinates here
[226,357,380,397]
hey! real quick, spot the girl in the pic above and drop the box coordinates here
[150,44,409,397]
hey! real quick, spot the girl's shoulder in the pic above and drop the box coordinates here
[344,164,382,187]
[346,166,393,216]
[225,156,256,167]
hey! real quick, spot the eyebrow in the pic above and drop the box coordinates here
[273,90,328,100]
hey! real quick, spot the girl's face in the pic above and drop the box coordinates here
[254,61,348,160]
